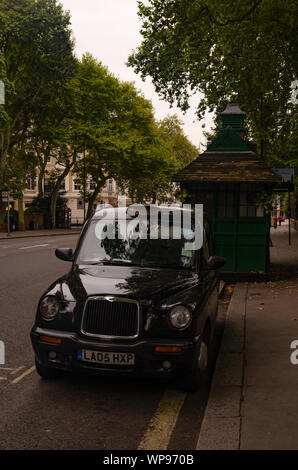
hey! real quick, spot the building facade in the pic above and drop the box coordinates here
[22,156,124,225]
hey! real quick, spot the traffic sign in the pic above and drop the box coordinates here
[2,191,8,198]
[272,168,295,184]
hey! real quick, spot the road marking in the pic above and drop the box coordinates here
[0,367,14,371]
[0,377,7,380]
[19,244,49,250]
[10,366,25,375]
[10,366,35,384]
[138,390,187,450]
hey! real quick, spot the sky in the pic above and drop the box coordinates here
[59,0,213,150]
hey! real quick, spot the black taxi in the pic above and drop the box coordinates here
[30,206,225,391]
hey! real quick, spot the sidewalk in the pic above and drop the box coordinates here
[197,224,298,450]
[0,227,82,240]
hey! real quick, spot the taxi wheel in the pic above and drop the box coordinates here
[184,326,210,393]
[35,357,60,379]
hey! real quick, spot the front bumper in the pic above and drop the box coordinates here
[30,326,200,378]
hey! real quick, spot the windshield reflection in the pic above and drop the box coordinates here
[76,219,196,269]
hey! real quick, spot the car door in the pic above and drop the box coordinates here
[200,227,219,335]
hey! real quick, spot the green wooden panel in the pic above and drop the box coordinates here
[215,245,236,271]
[237,234,266,245]
[238,220,267,234]
[211,214,269,272]
[236,246,266,271]
[214,234,235,245]
[214,220,237,233]
[203,189,271,273]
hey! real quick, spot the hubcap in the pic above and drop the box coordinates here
[198,341,208,371]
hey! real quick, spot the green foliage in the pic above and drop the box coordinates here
[29,193,67,212]
[0,0,75,189]
[0,2,200,229]
[128,0,298,169]
[255,190,276,213]
[117,114,198,203]
[72,56,198,206]
[24,206,43,214]
[28,193,67,228]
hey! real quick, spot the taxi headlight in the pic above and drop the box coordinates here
[39,296,60,320]
[169,305,191,329]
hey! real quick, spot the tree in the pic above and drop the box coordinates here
[72,54,163,215]
[117,115,198,203]
[128,0,298,167]
[158,115,198,168]
[72,57,198,208]
[3,146,38,230]
[0,0,75,227]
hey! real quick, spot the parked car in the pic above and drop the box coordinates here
[30,206,225,392]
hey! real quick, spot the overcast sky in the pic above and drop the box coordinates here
[59,0,213,150]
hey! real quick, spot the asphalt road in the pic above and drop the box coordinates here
[0,234,226,450]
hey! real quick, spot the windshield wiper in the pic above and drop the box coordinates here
[82,259,140,266]
[110,258,132,264]
[139,261,191,270]
[103,258,141,266]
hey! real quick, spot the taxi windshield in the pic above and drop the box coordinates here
[76,219,196,269]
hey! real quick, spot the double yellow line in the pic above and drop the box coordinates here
[10,366,36,384]
[138,390,187,450]
[1,365,187,450]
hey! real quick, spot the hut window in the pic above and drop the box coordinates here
[256,206,264,217]
[239,192,263,217]
[217,191,234,217]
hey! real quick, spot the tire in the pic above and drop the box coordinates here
[35,357,61,380]
[183,326,210,393]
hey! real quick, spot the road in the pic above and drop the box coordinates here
[0,234,226,450]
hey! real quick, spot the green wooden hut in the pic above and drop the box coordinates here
[174,103,282,273]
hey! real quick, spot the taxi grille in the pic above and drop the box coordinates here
[81,297,139,339]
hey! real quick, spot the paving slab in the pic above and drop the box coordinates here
[197,224,298,451]
[211,353,244,388]
[197,417,241,450]
[240,226,298,450]
[197,284,246,450]
[204,385,241,419]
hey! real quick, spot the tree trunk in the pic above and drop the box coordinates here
[38,161,47,198]
[18,192,25,231]
[87,183,102,219]
[50,188,59,229]
[50,162,74,228]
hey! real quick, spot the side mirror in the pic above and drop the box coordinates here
[206,255,226,270]
[55,248,73,262]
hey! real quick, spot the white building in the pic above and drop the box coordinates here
[22,156,126,225]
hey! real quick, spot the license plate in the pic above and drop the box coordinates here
[78,349,135,365]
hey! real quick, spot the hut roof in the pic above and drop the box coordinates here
[174,150,282,183]
[173,103,282,185]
